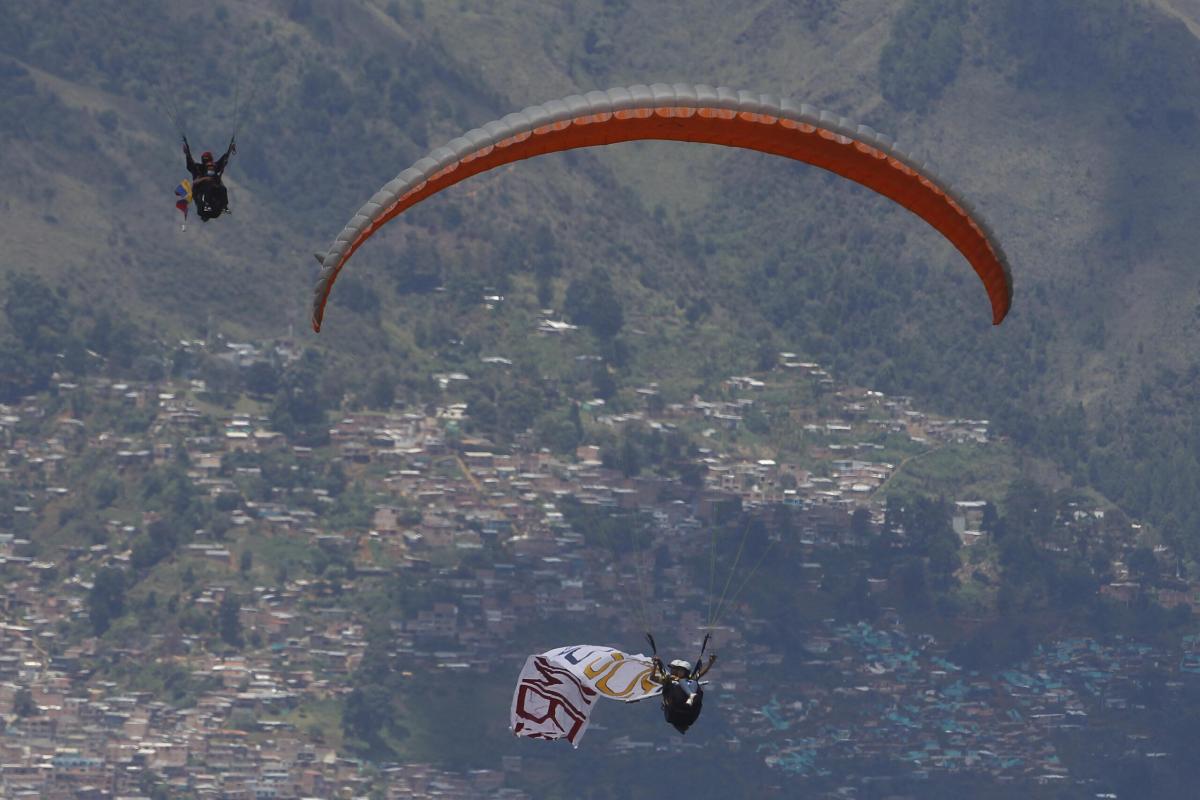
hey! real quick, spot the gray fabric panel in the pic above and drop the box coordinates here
[628,84,655,108]
[736,90,762,114]
[714,86,740,109]
[369,190,393,207]
[483,120,510,140]
[428,146,457,169]
[650,83,676,105]
[541,99,572,123]
[500,112,530,131]
[563,94,590,116]
[522,105,553,129]
[605,87,633,107]
[672,84,697,106]
[446,137,475,160]
[381,178,406,195]
[818,110,840,131]
[412,157,440,179]
[397,167,423,184]
[585,90,612,113]
[694,85,719,105]
[464,128,493,149]
[778,97,802,119]
[759,93,780,115]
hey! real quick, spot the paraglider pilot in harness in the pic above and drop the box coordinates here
[183,136,235,221]
[646,633,716,734]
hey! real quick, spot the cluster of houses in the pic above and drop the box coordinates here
[725,621,1183,789]
[0,586,529,799]
[0,345,1189,796]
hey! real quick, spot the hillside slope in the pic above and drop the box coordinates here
[5,0,1200,525]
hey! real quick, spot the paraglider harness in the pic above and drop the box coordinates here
[646,632,715,734]
[155,43,255,231]
[183,136,236,222]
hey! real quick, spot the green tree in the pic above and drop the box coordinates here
[851,508,873,542]
[879,0,966,111]
[1128,545,1160,587]
[367,370,396,410]
[131,519,184,571]
[244,361,280,397]
[91,472,121,508]
[86,310,141,368]
[590,363,617,400]
[533,409,582,454]
[4,271,68,352]
[884,495,904,536]
[744,407,770,435]
[391,241,442,294]
[1001,479,1055,540]
[270,350,331,445]
[0,336,53,401]
[564,269,624,339]
[616,435,641,477]
[88,567,127,635]
[357,623,393,686]
[897,558,933,611]
[218,594,243,648]
[343,682,392,743]
[333,276,381,318]
[13,687,35,717]
[980,501,999,535]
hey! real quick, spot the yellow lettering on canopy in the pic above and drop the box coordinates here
[596,663,654,698]
[583,651,624,678]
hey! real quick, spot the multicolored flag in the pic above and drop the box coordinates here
[174,179,192,226]
[510,645,661,747]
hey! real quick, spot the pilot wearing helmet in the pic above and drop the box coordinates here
[649,646,716,734]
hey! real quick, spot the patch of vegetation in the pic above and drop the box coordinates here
[879,0,967,111]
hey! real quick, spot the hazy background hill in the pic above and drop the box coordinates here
[8,0,1200,795]
[7,0,1200,537]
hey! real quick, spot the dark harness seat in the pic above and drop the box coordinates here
[660,678,703,734]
